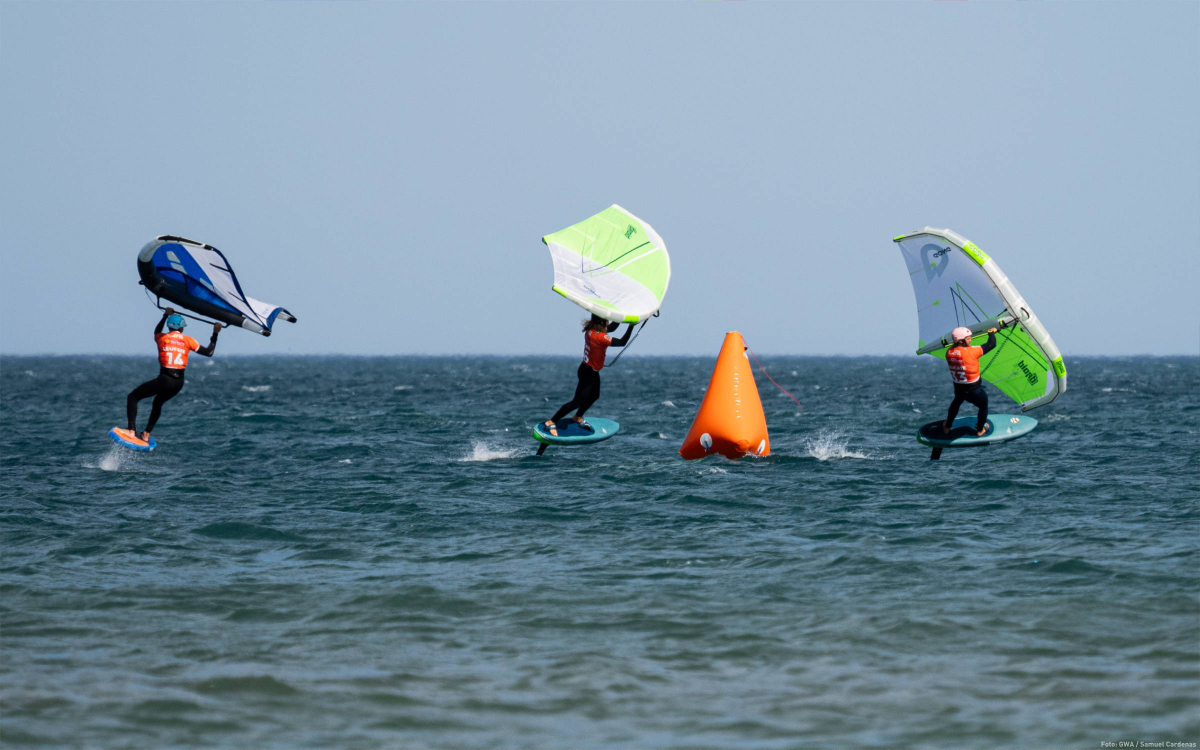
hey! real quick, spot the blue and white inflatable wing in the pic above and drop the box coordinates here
[137,236,296,336]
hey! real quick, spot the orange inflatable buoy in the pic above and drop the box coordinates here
[679,332,770,460]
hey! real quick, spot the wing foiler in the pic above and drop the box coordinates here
[893,228,1065,411]
[137,236,296,336]
[543,205,670,323]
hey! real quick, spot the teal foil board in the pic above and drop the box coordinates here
[917,415,1037,448]
[533,418,619,446]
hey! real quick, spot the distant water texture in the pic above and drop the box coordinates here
[2,355,1197,749]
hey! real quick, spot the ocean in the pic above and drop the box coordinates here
[1,354,1197,749]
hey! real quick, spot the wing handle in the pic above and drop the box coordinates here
[915,314,1016,355]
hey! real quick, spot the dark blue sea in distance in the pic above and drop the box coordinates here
[2,354,1197,749]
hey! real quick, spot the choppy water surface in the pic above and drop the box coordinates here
[2,355,1197,749]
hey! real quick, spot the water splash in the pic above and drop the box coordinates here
[460,442,520,462]
[87,446,134,472]
[804,430,873,461]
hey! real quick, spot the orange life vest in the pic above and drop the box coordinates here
[946,344,985,384]
[156,331,200,369]
[582,330,612,371]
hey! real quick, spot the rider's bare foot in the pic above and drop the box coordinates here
[942,421,951,435]
[543,420,557,437]
[976,427,987,437]
[137,431,151,442]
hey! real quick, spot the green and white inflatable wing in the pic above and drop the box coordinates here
[543,205,670,323]
[894,227,1066,411]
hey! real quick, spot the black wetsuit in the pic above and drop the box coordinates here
[945,332,996,432]
[126,314,218,434]
[552,363,602,422]
[550,322,634,423]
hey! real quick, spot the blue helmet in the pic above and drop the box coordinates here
[166,314,186,331]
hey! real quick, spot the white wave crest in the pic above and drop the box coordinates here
[1042,413,1075,422]
[460,442,520,462]
[661,400,675,407]
[804,430,873,461]
[394,385,414,391]
[241,385,271,392]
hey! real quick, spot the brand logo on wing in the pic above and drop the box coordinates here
[625,225,637,240]
[932,247,952,258]
[582,283,598,297]
[1016,359,1038,385]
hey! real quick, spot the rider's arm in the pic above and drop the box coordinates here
[606,321,620,333]
[155,311,170,335]
[610,323,636,347]
[196,324,220,357]
[979,330,997,355]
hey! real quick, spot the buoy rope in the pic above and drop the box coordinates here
[745,346,803,410]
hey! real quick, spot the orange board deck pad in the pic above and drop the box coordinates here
[679,332,770,460]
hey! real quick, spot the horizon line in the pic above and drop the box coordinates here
[2,352,1197,359]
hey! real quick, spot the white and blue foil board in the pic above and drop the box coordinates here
[533,418,619,446]
[917,414,1037,449]
[109,427,157,452]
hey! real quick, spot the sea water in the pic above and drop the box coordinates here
[1,355,1197,748]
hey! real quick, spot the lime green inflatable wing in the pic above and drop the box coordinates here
[894,227,1066,412]
[543,205,670,323]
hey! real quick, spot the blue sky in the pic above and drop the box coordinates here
[2,2,1196,356]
